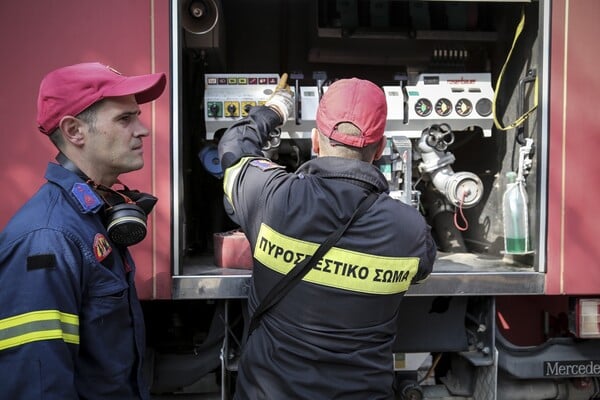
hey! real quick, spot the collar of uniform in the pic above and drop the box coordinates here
[296,156,389,193]
[44,162,104,214]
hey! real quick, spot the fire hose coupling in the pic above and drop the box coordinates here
[417,124,484,208]
[445,171,483,208]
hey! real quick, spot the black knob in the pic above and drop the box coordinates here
[209,103,219,116]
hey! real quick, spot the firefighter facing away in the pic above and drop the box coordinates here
[219,74,437,399]
[0,62,166,399]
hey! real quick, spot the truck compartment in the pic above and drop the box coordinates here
[172,0,546,298]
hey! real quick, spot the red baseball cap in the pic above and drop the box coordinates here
[37,62,167,135]
[316,78,387,148]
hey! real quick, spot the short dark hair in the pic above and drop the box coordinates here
[76,100,102,128]
[319,122,381,162]
[47,100,104,149]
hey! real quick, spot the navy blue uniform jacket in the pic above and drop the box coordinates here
[0,163,149,399]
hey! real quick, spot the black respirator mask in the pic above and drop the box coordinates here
[56,153,158,247]
[93,183,157,246]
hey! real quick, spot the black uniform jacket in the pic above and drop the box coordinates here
[219,106,436,400]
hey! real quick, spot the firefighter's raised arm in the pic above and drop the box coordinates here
[218,73,292,170]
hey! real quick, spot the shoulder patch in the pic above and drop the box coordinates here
[249,159,284,171]
[71,183,103,213]
[93,233,113,262]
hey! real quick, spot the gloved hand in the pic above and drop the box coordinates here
[265,73,294,123]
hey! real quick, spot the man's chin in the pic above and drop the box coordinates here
[121,161,144,175]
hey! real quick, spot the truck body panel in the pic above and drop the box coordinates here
[2,1,600,398]
[547,0,600,295]
[0,0,172,299]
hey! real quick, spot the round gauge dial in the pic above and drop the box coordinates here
[455,98,473,117]
[476,98,492,117]
[435,98,452,117]
[414,98,432,117]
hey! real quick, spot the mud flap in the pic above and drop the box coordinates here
[473,348,498,400]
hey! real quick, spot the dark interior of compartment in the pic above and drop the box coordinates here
[177,0,541,273]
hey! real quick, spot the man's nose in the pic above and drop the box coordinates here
[135,121,150,137]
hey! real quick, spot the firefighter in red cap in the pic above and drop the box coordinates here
[219,74,436,399]
[0,62,166,399]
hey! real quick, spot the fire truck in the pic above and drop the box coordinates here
[1,0,599,399]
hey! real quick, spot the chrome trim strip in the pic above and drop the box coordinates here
[538,0,551,274]
[172,271,545,299]
[171,0,182,275]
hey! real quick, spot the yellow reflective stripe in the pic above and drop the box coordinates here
[223,157,253,210]
[0,310,80,351]
[0,310,79,329]
[0,331,79,351]
[254,224,420,295]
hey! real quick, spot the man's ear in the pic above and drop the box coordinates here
[311,128,320,155]
[373,136,387,161]
[58,116,85,146]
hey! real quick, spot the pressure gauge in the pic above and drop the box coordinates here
[476,98,492,117]
[455,99,473,117]
[414,98,433,117]
[435,98,452,117]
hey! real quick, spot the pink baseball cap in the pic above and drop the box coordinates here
[37,62,167,135]
[316,78,387,148]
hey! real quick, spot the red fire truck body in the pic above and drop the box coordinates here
[1,1,599,398]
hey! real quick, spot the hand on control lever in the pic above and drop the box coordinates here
[265,73,294,124]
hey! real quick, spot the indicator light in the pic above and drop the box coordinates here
[572,298,600,338]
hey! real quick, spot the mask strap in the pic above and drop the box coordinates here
[56,152,90,180]
[91,182,136,206]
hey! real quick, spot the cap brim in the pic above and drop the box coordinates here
[105,72,167,104]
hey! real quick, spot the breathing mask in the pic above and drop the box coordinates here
[56,152,157,247]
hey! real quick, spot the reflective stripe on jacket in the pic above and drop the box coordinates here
[0,163,149,400]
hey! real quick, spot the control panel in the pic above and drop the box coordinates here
[204,73,494,139]
[386,73,494,137]
[204,74,282,139]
